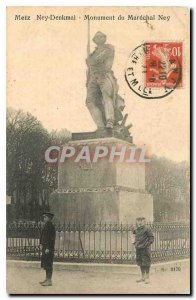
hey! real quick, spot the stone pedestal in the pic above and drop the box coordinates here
[49,137,153,223]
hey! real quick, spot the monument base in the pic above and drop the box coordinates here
[72,127,133,143]
[50,188,153,224]
[49,137,153,224]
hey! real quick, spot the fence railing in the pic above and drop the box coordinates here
[6,222,190,264]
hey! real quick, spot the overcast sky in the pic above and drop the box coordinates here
[7,6,190,162]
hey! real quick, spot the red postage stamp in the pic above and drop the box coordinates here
[145,42,183,89]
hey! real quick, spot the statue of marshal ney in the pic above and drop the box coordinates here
[86,31,125,130]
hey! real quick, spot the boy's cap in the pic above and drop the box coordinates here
[42,212,54,218]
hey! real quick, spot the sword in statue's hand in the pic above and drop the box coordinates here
[86,20,90,87]
[87,19,90,58]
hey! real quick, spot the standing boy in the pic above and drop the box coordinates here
[133,217,154,284]
[39,212,56,286]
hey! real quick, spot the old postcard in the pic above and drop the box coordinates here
[6,6,190,294]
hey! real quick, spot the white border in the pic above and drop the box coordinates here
[1,0,195,6]
[1,0,194,299]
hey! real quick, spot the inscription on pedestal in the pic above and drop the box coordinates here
[50,137,153,223]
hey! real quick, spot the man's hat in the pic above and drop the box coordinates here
[42,212,54,218]
[93,31,106,39]
[136,217,146,221]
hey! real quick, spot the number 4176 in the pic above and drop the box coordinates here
[171,266,181,271]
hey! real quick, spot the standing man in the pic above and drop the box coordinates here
[86,31,125,130]
[132,217,154,284]
[39,212,56,286]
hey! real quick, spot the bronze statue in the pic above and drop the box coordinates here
[86,31,125,130]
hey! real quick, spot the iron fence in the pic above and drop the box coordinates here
[7,222,190,264]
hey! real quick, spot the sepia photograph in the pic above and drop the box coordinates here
[6,6,190,295]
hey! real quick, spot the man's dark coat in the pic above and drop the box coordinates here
[40,221,56,270]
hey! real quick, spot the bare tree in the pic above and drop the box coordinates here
[146,156,190,222]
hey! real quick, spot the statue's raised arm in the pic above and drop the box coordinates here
[85,31,132,142]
